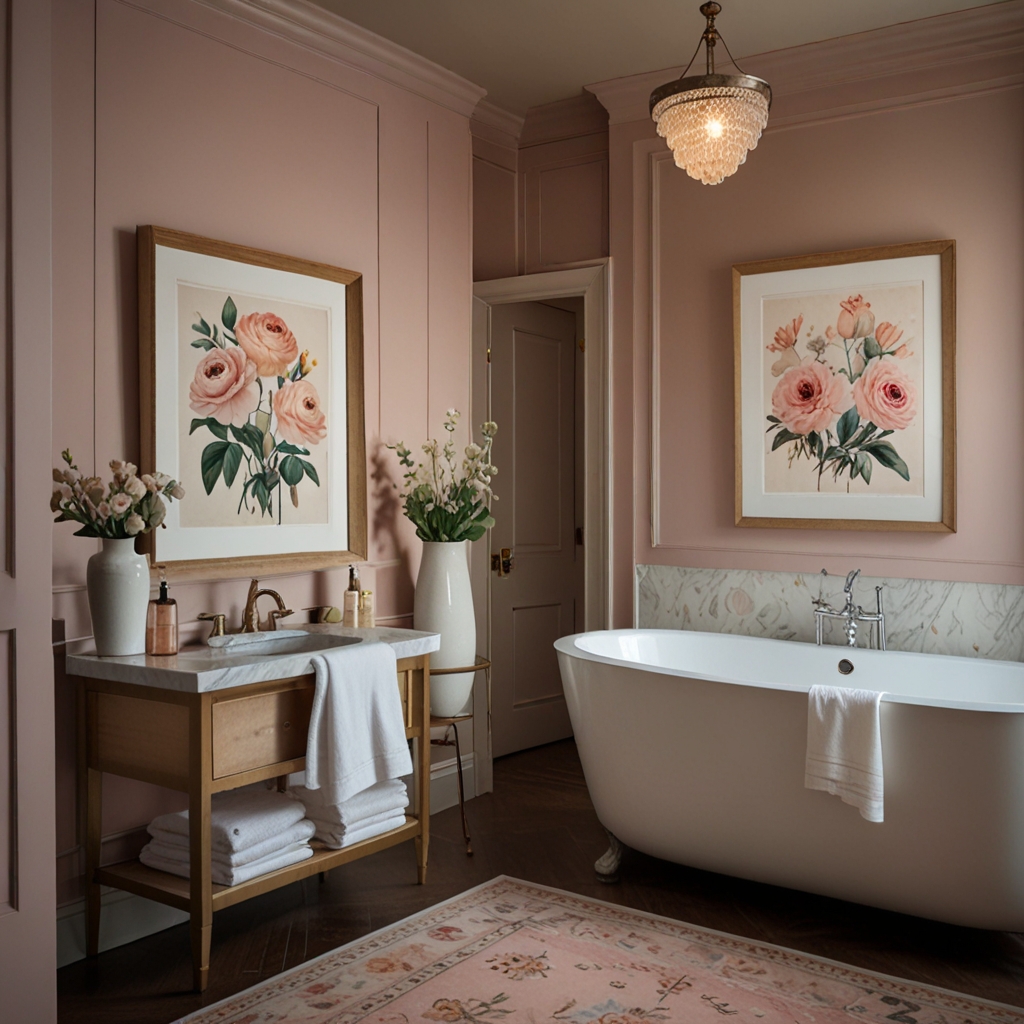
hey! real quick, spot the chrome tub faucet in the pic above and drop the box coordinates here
[812,568,886,650]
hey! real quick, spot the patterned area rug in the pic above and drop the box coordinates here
[179,876,1023,1023]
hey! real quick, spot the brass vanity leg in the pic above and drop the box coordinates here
[85,763,102,957]
[414,662,431,884]
[189,694,213,992]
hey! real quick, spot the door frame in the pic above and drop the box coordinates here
[470,259,612,792]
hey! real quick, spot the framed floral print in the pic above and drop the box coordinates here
[138,226,367,579]
[733,239,955,532]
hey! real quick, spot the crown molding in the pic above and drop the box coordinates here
[519,91,608,148]
[191,0,486,116]
[470,99,524,150]
[587,0,1024,126]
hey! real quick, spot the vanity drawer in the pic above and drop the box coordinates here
[211,686,314,779]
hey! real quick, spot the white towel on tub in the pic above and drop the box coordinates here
[805,685,885,823]
[304,641,412,805]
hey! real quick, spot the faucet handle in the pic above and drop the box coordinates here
[267,608,294,631]
[843,568,861,594]
[197,612,227,639]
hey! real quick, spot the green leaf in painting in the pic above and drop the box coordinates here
[299,459,320,486]
[251,477,270,514]
[279,455,304,487]
[200,441,230,495]
[222,443,243,487]
[864,441,909,481]
[856,451,872,484]
[191,338,216,351]
[193,316,211,337]
[276,441,310,456]
[863,336,882,360]
[836,406,859,446]
[190,416,228,440]
[221,296,237,332]
[771,429,800,452]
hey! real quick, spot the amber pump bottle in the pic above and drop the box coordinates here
[146,580,179,655]
[343,564,360,627]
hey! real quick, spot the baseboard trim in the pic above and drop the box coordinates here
[57,760,477,968]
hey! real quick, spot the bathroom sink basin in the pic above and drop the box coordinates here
[206,630,363,657]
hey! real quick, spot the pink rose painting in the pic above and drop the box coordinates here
[763,287,921,492]
[186,293,326,520]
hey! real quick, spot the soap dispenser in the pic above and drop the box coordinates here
[146,574,179,656]
[343,564,360,627]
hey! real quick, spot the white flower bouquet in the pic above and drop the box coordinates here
[389,410,497,542]
[51,450,185,538]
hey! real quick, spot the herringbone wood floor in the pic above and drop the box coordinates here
[57,739,1024,1021]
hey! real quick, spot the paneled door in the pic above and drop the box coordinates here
[489,302,581,757]
[0,0,57,1018]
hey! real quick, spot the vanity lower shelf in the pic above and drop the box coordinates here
[96,816,422,912]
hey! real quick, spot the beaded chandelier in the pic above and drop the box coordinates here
[650,2,771,185]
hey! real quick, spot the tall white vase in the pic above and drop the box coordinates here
[87,538,151,656]
[414,541,477,717]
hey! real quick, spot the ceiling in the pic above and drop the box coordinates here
[311,0,1006,115]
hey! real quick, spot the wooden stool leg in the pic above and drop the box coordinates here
[451,725,472,855]
[85,765,102,956]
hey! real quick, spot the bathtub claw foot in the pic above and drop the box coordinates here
[595,831,624,883]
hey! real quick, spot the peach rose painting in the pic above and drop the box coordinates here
[761,283,924,496]
[176,283,330,528]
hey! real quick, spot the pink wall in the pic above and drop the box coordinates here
[52,0,473,905]
[472,93,608,281]
[595,5,1024,627]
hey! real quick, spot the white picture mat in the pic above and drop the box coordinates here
[153,244,349,561]
[739,254,943,522]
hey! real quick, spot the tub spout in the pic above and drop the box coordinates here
[595,830,625,884]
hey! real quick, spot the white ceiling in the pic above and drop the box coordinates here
[310,0,1006,115]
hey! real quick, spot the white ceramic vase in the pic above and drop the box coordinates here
[414,541,477,718]
[87,538,151,656]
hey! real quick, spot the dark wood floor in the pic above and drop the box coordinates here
[58,739,1024,1021]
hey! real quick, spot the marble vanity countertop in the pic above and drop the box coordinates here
[65,625,440,693]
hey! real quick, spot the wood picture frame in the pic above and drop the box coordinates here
[733,239,955,532]
[138,225,367,580]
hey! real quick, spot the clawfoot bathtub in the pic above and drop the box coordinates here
[555,628,1024,930]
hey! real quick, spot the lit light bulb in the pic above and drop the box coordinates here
[706,119,724,138]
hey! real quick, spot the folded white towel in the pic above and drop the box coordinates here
[305,642,412,805]
[148,819,316,867]
[140,839,313,886]
[305,807,404,845]
[148,788,307,854]
[805,684,885,823]
[312,812,408,850]
[291,779,409,827]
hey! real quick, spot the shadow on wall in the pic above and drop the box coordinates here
[371,441,415,618]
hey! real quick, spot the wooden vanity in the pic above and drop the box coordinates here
[68,627,436,991]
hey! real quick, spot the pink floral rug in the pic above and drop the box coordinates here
[178,876,1023,1023]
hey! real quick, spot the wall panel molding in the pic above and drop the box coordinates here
[131,0,488,115]
[588,0,1024,125]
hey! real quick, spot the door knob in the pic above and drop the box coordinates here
[490,548,514,577]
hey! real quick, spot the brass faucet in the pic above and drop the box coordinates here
[242,578,293,632]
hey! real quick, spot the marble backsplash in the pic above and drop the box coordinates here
[636,565,1024,662]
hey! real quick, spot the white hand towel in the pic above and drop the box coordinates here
[312,812,408,850]
[805,684,885,823]
[305,642,413,805]
[148,788,307,854]
[147,819,316,867]
[291,779,409,827]
[140,839,313,886]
